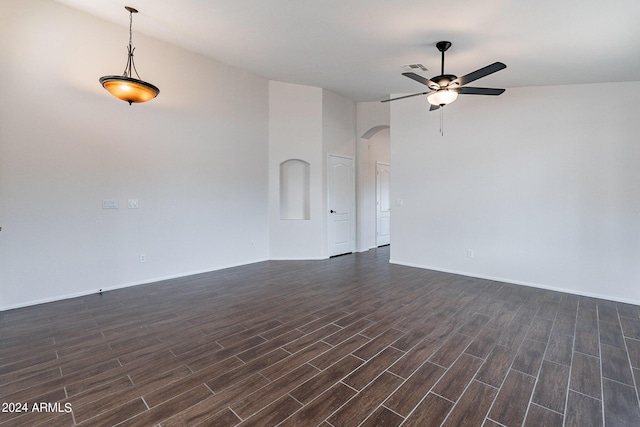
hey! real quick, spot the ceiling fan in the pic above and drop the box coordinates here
[383,41,507,110]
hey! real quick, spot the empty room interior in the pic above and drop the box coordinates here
[1,0,640,426]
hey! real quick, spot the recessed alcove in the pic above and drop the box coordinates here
[279,159,310,220]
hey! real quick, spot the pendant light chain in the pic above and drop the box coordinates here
[122,8,142,80]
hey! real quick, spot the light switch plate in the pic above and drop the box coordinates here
[102,199,118,209]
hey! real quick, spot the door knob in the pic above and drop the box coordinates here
[330,210,336,213]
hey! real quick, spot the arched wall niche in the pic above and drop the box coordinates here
[280,159,311,220]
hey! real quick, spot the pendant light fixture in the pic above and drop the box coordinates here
[99,6,159,105]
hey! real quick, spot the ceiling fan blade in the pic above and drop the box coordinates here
[452,62,506,87]
[429,104,440,111]
[402,72,439,89]
[381,91,432,103]
[452,87,505,95]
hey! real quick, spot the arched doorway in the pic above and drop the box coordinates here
[357,125,390,252]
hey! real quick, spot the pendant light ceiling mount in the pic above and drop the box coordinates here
[99,6,159,105]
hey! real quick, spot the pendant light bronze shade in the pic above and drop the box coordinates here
[100,6,159,105]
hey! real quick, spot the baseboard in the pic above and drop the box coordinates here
[8,256,636,311]
[389,258,640,307]
[1,258,270,312]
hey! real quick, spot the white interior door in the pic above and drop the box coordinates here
[376,162,391,246]
[328,155,355,257]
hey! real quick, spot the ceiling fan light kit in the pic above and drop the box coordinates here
[99,6,159,105]
[427,89,458,106]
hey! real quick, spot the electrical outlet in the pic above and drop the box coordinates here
[467,249,474,258]
[139,253,146,263]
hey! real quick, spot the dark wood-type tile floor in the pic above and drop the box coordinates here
[2,247,640,426]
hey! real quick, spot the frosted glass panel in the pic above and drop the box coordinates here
[280,159,310,220]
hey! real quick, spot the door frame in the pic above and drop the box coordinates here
[327,154,356,257]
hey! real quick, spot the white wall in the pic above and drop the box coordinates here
[369,130,391,166]
[323,90,357,160]
[268,82,324,259]
[0,0,269,310]
[390,82,640,305]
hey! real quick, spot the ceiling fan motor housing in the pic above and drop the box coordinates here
[431,74,457,88]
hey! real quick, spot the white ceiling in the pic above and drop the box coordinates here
[54,0,640,102]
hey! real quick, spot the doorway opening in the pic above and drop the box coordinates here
[357,126,390,253]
